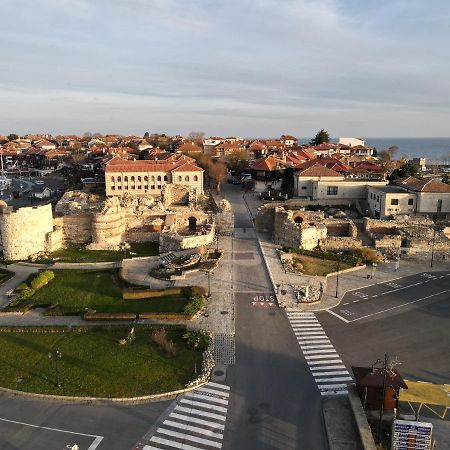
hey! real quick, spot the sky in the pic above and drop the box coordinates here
[1,0,450,138]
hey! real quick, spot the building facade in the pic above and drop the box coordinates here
[105,156,204,197]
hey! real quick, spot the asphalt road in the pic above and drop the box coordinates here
[317,270,450,384]
[223,184,328,450]
[0,393,170,450]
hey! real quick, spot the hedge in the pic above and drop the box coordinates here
[84,311,137,321]
[122,287,185,300]
[83,311,193,321]
[30,270,55,290]
[284,247,379,265]
[183,295,205,316]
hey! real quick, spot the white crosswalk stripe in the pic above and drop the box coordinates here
[286,311,353,397]
[140,382,230,449]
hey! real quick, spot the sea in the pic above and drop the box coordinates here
[298,137,450,163]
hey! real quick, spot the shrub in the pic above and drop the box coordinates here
[348,248,379,264]
[151,328,177,357]
[189,286,207,297]
[30,270,55,290]
[183,294,205,316]
[183,331,209,351]
[15,283,29,292]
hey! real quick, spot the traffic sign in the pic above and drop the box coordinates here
[392,419,433,450]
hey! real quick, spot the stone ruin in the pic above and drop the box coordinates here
[258,205,361,251]
[0,186,216,260]
[364,216,450,254]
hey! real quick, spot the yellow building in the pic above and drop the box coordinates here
[105,156,204,196]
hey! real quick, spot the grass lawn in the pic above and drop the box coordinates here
[43,241,159,263]
[30,270,189,316]
[0,327,202,397]
[292,254,353,276]
[0,268,14,285]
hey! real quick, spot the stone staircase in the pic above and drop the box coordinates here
[161,252,178,265]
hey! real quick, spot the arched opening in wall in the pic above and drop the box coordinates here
[188,216,197,232]
[194,175,198,181]
[292,212,307,225]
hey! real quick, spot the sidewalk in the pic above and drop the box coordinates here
[257,233,450,311]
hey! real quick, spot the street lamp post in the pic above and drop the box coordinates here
[430,227,436,268]
[205,271,214,298]
[335,259,341,298]
[48,349,62,388]
[215,234,219,253]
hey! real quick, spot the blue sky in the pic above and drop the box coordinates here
[1,0,449,137]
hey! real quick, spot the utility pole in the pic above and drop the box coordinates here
[430,227,436,268]
[335,259,341,298]
[377,353,388,444]
[205,271,214,298]
[48,349,62,388]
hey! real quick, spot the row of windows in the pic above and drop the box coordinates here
[111,185,162,191]
[110,175,198,183]
[327,186,338,195]
[370,192,380,202]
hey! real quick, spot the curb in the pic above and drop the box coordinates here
[0,380,209,405]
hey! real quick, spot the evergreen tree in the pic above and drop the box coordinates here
[309,129,330,146]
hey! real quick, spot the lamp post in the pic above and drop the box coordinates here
[335,258,341,298]
[48,348,62,388]
[215,234,219,253]
[430,226,436,268]
[205,270,214,298]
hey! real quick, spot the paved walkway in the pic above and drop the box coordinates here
[258,233,450,311]
[0,264,39,309]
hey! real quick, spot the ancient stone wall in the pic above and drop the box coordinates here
[159,221,215,252]
[255,205,275,233]
[322,237,362,250]
[0,204,55,260]
[54,215,92,246]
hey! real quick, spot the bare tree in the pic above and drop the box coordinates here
[209,161,227,193]
[187,131,205,147]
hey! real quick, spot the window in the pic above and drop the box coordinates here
[111,186,115,190]
[151,185,155,190]
[138,176,141,182]
[117,176,121,182]
[178,176,182,182]
[194,175,198,181]
[391,198,399,205]
[164,176,167,181]
[377,195,380,202]
[408,198,414,205]
[301,186,307,190]
[118,186,122,190]
[124,176,128,182]
[144,176,148,181]
[157,176,161,181]
[144,185,148,190]
[158,185,161,189]
[185,176,190,182]
[111,176,115,183]
[131,176,135,182]
[151,176,155,181]
[437,199,442,212]
[327,186,338,195]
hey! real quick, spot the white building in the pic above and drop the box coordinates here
[339,137,365,147]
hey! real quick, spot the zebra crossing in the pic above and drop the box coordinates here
[286,309,353,396]
[139,382,230,449]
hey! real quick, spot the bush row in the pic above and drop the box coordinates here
[285,247,379,265]
[83,311,195,321]
[122,285,206,300]
[183,294,206,316]
[5,270,55,312]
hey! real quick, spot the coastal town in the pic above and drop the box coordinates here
[0,130,449,449]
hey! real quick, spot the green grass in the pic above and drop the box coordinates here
[0,327,202,397]
[0,268,14,285]
[30,270,189,315]
[292,254,353,276]
[42,242,159,263]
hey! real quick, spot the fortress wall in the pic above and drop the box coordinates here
[54,215,92,246]
[0,204,54,260]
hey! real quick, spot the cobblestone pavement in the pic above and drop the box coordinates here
[174,235,235,335]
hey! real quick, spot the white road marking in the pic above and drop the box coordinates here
[0,417,104,450]
[174,406,226,422]
[315,376,353,383]
[300,345,334,349]
[185,392,229,406]
[179,398,228,413]
[326,309,350,323]
[207,381,230,391]
[305,353,338,360]
[163,419,223,437]
[308,359,344,366]
[303,349,338,355]
[312,370,349,376]
[170,413,225,430]
[197,387,230,398]
[157,427,222,448]
[149,435,202,450]
[349,289,450,322]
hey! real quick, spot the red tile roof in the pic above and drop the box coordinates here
[105,156,203,173]
[297,163,342,178]
[404,178,450,193]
